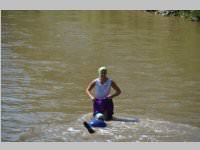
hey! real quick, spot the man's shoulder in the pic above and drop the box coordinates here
[92,78,98,83]
[110,79,116,85]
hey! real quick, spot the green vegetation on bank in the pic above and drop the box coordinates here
[147,10,200,22]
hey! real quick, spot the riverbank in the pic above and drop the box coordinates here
[146,10,200,22]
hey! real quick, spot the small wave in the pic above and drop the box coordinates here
[76,114,200,142]
[13,113,200,142]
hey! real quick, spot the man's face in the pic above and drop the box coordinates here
[100,69,107,77]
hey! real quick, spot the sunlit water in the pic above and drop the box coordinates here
[1,11,200,142]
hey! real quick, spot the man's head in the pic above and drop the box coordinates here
[98,66,107,77]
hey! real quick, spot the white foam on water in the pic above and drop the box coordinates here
[67,127,81,133]
[97,128,114,136]
[20,113,200,142]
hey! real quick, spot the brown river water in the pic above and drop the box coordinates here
[1,10,200,142]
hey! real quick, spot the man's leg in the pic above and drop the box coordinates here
[104,99,114,121]
[93,99,106,116]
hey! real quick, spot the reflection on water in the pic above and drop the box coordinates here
[1,10,200,142]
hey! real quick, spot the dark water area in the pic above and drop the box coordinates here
[1,10,200,142]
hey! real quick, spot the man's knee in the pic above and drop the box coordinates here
[103,111,113,121]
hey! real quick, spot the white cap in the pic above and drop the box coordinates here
[95,113,104,120]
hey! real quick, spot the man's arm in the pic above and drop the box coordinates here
[86,79,96,100]
[108,80,121,99]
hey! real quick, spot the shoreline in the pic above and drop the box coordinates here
[146,10,200,22]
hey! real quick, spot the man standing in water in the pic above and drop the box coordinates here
[86,66,121,121]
